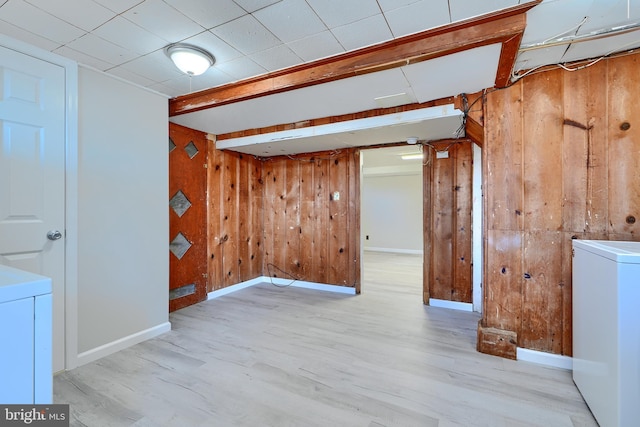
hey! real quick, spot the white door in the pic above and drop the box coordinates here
[0,45,66,372]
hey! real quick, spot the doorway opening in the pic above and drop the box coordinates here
[360,146,424,299]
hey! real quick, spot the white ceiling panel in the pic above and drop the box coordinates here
[286,30,344,61]
[171,67,414,135]
[561,31,640,63]
[403,44,502,103]
[523,0,597,44]
[384,0,451,37]
[0,0,85,44]
[214,55,267,81]
[0,19,61,51]
[65,33,137,67]
[575,0,640,35]
[107,66,157,87]
[376,0,421,12]
[233,0,281,13]
[253,0,326,43]
[449,0,521,22]
[180,31,243,65]
[214,105,463,157]
[93,16,167,56]
[92,0,144,14]
[331,14,393,51]
[306,0,380,28]
[25,0,115,32]
[118,49,183,83]
[249,44,302,72]
[123,0,203,41]
[513,45,572,73]
[163,0,245,29]
[211,14,280,55]
[53,45,114,70]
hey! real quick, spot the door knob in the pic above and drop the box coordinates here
[47,230,63,241]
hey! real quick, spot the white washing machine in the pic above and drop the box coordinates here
[572,240,640,427]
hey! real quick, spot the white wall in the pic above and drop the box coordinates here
[362,173,423,253]
[77,67,169,362]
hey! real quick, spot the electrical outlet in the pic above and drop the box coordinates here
[366,235,369,240]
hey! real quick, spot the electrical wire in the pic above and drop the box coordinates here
[266,263,299,288]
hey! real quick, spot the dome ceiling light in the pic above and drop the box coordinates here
[165,43,215,76]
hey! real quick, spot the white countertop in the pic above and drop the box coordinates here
[0,264,52,304]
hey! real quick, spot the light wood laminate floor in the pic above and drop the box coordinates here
[54,252,597,426]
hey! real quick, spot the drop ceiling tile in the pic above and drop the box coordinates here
[66,33,138,66]
[25,0,115,32]
[306,0,380,28]
[386,0,451,37]
[0,0,85,44]
[0,19,61,51]
[120,49,184,82]
[181,31,243,64]
[215,55,267,80]
[522,0,594,44]
[123,0,204,42]
[253,0,326,43]
[449,0,520,22]
[189,68,237,90]
[250,44,302,71]
[232,0,281,13]
[576,0,640,35]
[163,0,245,29]
[513,45,568,73]
[403,44,502,103]
[376,0,418,12]
[287,30,344,61]
[53,45,114,70]
[331,14,392,51]
[561,32,640,64]
[107,66,157,88]
[92,0,144,14]
[148,80,181,97]
[211,14,280,54]
[93,16,168,55]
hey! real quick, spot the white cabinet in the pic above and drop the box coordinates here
[572,240,640,427]
[0,265,52,404]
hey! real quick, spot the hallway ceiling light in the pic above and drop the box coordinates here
[401,153,424,160]
[165,43,215,76]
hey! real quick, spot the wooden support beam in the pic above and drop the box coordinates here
[466,116,485,147]
[169,1,540,117]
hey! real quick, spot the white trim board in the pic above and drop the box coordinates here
[517,347,573,371]
[429,298,474,312]
[208,276,357,300]
[364,248,423,255]
[76,322,171,367]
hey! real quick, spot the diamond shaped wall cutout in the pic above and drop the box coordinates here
[170,190,191,217]
[185,141,199,159]
[170,232,192,260]
[169,137,176,152]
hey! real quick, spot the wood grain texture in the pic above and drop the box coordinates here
[169,123,208,311]
[481,51,640,358]
[54,253,596,427]
[169,3,539,116]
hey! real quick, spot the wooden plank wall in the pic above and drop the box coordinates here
[424,141,473,304]
[262,150,360,289]
[480,53,640,358]
[208,142,263,291]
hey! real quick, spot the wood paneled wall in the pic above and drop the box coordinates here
[423,141,474,304]
[479,53,640,358]
[262,150,360,289]
[207,143,263,291]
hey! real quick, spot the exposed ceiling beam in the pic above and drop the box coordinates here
[169,1,541,117]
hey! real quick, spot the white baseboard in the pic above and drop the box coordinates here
[208,276,357,299]
[76,322,171,367]
[207,277,265,300]
[364,247,423,255]
[517,347,573,370]
[429,298,474,312]
[267,277,357,294]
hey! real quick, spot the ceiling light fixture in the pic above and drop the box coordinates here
[401,153,424,161]
[165,43,215,76]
